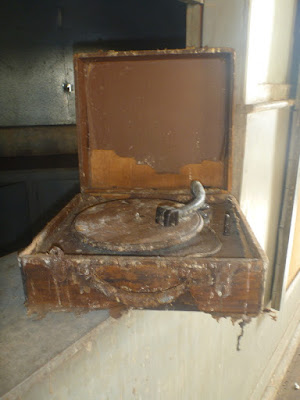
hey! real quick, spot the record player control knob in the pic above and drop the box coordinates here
[155,181,209,227]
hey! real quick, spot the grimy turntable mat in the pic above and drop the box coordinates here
[74,199,204,252]
[74,49,233,192]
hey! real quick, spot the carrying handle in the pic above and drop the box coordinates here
[83,271,188,308]
[48,246,189,308]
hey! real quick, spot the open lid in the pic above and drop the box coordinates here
[74,48,234,193]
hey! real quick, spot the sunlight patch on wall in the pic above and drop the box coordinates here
[245,0,275,104]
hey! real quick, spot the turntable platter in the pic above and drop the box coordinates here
[74,198,204,252]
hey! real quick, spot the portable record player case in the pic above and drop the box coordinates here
[19,48,267,319]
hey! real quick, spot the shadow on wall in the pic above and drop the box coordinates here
[0,171,79,256]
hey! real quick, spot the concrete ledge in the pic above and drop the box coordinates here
[0,253,109,398]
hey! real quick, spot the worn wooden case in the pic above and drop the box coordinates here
[19,48,267,319]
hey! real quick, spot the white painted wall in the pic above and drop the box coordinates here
[202,0,249,104]
[240,108,290,301]
[8,285,300,400]
[240,0,296,302]
[246,0,296,103]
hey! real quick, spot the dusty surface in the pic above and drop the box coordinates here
[35,193,250,258]
[275,343,300,400]
[74,198,203,252]
[18,192,265,316]
[0,252,109,397]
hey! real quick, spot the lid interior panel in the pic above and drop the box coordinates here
[75,50,233,191]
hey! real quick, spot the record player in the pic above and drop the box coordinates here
[19,48,267,319]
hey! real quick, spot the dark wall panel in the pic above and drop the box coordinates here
[0,0,186,126]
